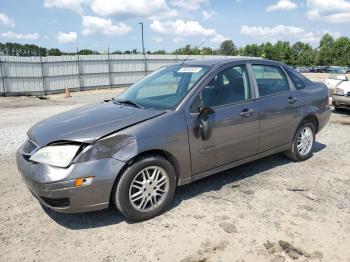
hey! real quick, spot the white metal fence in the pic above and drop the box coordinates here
[0,54,227,96]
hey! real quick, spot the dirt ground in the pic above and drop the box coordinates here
[0,86,350,262]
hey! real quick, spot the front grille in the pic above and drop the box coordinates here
[40,197,70,207]
[22,140,37,155]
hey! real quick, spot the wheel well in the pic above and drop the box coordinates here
[302,114,319,133]
[127,149,180,183]
[109,149,181,204]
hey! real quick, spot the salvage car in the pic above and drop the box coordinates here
[16,58,331,221]
[330,74,350,110]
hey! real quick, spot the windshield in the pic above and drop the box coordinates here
[115,65,209,110]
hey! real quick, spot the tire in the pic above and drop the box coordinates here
[284,121,315,162]
[113,155,176,222]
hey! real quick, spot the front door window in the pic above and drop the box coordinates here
[201,65,251,108]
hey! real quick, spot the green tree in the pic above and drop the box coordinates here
[78,49,99,55]
[317,33,335,65]
[179,44,192,55]
[219,40,237,56]
[273,41,293,65]
[201,47,214,55]
[237,47,245,56]
[292,42,315,66]
[0,42,48,56]
[152,50,167,54]
[47,48,62,56]
[260,42,275,60]
[173,45,201,55]
[333,36,350,66]
[243,44,259,57]
[2,35,350,67]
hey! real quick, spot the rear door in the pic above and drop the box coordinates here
[251,64,302,152]
[186,63,260,174]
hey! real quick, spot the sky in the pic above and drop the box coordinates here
[0,0,349,52]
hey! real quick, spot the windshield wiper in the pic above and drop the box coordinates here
[112,98,143,109]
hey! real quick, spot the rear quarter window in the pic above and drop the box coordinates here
[285,67,306,90]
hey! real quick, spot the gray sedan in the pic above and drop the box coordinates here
[16,58,331,221]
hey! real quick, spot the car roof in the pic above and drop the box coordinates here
[181,56,274,67]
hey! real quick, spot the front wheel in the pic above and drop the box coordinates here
[113,155,176,222]
[285,122,315,161]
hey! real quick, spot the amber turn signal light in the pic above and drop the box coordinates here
[74,177,94,187]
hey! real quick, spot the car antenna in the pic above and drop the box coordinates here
[181,31,218,65]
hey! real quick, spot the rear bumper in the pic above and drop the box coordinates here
[332,95,350,107]
[16,148,125,213]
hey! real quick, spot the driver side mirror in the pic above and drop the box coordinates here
[193,107,215,141]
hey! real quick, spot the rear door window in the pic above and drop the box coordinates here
[252,65,289,96]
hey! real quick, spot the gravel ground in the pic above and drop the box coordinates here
[0,87,350,262]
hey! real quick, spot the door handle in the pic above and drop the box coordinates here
[240,108,254,117]
[288,97,297,104]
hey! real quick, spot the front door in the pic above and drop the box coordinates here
[186,64,260,175]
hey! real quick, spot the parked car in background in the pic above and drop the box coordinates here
[305,67,313,73]
[328,66,347,74]
[295,67,310,73]
[330,74,350,110]
[309,67,316,73]
[314,66,330,73]
[16,58,331,221]
[325,72,348,95]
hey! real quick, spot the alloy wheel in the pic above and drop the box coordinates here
[128,166,169,212]
[297,127,313,156]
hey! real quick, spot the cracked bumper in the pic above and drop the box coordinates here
[16,148,125,213]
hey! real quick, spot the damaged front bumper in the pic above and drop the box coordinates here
[16,145,125,213]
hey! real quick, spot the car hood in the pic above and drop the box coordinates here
[325,78,342,89]
[338,81,350,92]
[28,102,166,146]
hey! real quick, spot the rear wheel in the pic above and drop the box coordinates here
[285,121,315,161]
[113,155,176,222]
